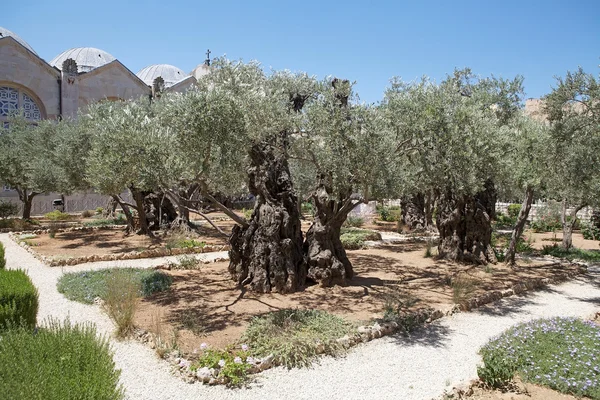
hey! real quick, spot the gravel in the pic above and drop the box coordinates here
[1,233,599,400]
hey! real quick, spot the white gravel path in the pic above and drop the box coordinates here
[2,233,599,400]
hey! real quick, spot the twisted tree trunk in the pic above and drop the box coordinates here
[228,140,305,293]
[304,182,356,287]
[111,195,135,234]
[561,200,585,250]
[437,180,497,264]
[401,193,426,231]
[505,185,534,266]
[129,186,152,236]
[16,188,38,220]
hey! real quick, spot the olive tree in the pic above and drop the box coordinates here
[543,67,600,249]
[291,78,395,286]
[83,99,171,235]
[384,70,523,264]
[0,116,63,219]
[500,115,551,265]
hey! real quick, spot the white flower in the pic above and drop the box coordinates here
[234,357,243,364]
[218,359,226,368]
[241,344,249,351]
[246,356,256,365]
[200,343,208,350]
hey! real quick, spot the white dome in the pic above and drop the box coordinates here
[136,64,188,87]
[50,47,116,73]
[0,27,37,55]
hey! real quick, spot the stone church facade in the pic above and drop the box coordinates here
[0,26,210,213]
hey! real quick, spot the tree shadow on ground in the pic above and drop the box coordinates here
[387,322,453,349]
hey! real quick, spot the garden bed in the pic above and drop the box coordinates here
[132,241,585,356]
[9,224,231,266]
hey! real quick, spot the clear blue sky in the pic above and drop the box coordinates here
[5,0,599,104]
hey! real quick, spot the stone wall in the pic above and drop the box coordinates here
[496,201,594,223]
[0,38,60,119]
[77,62,151,107]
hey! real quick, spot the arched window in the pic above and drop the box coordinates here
[0,86,42,126]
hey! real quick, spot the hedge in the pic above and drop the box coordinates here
[0,269,39,329]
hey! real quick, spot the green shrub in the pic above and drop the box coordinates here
[507,204,522,219]
[0,269,38,330]
[191,346,252,386]
[494,213,516,229]
[0,318,124,399]
[541,244,600,262]
[57,268,172,304]
[81,209,95,218]
[340,228,382,249]
[515,235,534,254]
[344,215,364,228]
[0,242,5,269]
[44,210,70,221]
[83,216,127,227]
[242,208,253,220]
[582,223,600,240]
[165,235,206,250]
[0,201,19,219]
[169,255,203,270]
[242,309,355,368]
[0,218,39,231]
[377,205,401,222]
[96,207,104,215]
[479,317,600,399]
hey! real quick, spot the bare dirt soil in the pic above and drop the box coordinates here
[528,230,599,251]
[135,234,585,356]
[24,221,233,259]
[462,382,586,400]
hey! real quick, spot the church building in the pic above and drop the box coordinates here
[0,26,210,126]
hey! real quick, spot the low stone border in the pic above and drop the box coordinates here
[136,260,588,386]
[8,230,229,267]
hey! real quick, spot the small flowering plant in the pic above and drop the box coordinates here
[190,343,253,386]
[478,317,600,399]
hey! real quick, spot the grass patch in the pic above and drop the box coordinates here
[165,234,207,250]
[168,255,203,270]
[83,216,127,227]
[541,244,600,262]
[340,228,382,250]
[241,309,355,369]
[343,215,364,228]
[57,268,172,304]
[478,317,600,399]
[0,218,40,231]
[44,210,71,221]
[450,273,477,305]
[0,318,124,399]
[103,270,139,338]
[192,346,252,387]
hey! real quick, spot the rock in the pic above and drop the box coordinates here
[93,297,105,306]
[336,334,351,347]
[196,367,212,383]
[208,378,218,385]
[259,354,275,370]
[357,325,372,334]
[315,342,325,354]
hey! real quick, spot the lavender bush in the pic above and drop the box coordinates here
[478,317,600,399]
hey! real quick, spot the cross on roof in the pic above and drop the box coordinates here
[205,49,211,66]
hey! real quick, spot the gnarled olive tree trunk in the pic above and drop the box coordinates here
[16,188,38,220]
[437,180,497,264]
[228,140,305,293]
[561,200,586,250]
[129,186,152,236]
[401,193,426,231]
[505,185,534,266]
[111,194,136,234]
[304,182,356,287]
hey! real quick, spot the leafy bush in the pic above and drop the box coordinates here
[83,216,127,227]
[81,209,95,218]
[515,235,535,254]
[0,269,38,330]
[96,207,104,215]
[507,204,522,219]
[0,242,5,269]
[478,317,600,398]
[344,215,364,228]
[541,244,600,262]
[191,345,252,386]
[169,255,203,270]
[494,214,516,229]
[582,224,600,240]
[340,228,382,249]
[165,235,206,250]
[531,201,563,232]
[0,218,39,231]
[57,268,172,304]
[377,205,401,222]
[0,201,19,219]
[242,309,355,368]
[0,318,124,399]
[242,208,253,220]
[103,270,139,337]
[44,210,71,221]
